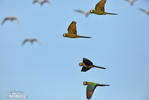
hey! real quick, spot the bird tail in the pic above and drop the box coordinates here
[77,35,91,38]
[96,84,110,86]
[105,12,118,15]
[92,65,106,69]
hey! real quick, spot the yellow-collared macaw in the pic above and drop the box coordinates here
[83,81,110,99]
[90,0,117,15]
[79,58,106,72]
[63,21,91,38]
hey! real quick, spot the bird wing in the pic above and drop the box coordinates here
[86,84,97,99]
[22,39,29,46]
[1,17,9,25]
[83,58,93,66]
[67,21,77,34]
[32,39,40,44]
[74,9,86,14]
[81,67,91,72]
[45,0,50,4]
[139,8,146,12]
[14,18,20,24]
[33,0,39,4]
[95,0,106,12]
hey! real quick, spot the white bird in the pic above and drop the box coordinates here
[1,16,20,25]
[22,38,40,46]
[125,0,137,6]
[139,8,149,15]
[74,9,90,17]
[33,0,50,6]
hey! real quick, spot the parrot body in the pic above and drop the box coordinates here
[79,58,106,72]
[63,21,91,39]
[83,81,110,99]
[90,0,117,15]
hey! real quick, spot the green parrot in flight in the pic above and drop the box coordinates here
[79,58,106,72]
[90,0,117,15]
[63,21,91,38]
[83,81,110,99]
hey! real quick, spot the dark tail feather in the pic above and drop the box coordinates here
[93,65,106,69]
[77,36,92,38]
[97,84,110,86]
[106,12,118,15]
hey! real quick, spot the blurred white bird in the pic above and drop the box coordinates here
[33,0,50,6]
[1,16,20,25]
[125,0,137,6]
[139,8,149,15]
[74,9,90,17]
[22,38,40,46]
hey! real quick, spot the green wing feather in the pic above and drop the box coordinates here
[86,83,97,99]
[67,21,77,34]
[95,0,106,12]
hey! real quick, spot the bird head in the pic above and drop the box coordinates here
[79,62,83,66]
[83,81,88,85]
[90,9,94,13]
[63,33,67,37]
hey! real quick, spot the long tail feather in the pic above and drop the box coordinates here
[97,84,110,86]
[77,36,91,38]
[93,65,106,69]
[106,12,118,15]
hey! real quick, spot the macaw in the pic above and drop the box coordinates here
[79,58,106,72]
[90,0,117,15]
[63,21,91,38]
[83,81,110,99]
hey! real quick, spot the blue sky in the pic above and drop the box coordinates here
[0,0,149,100]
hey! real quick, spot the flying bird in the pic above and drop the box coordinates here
[90,0,117,15]
[125,0,137,6]
[83,81,110,100]
[63,21,91,38]
[32,0,40,4]
[33,0,50,6]
[139,8,149,15]
[1,17,20,25]
[74,9,90,17]
[22,38,40,46]
[79,58,106,72]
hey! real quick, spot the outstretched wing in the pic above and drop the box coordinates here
[86,84,96,99]
[13,18,20,24]
[81,67,91,72]
[74,9,86,14]
[32,38,40,44]
[95,0,106,12]
[22,39,29,46]
[1,18,9,25]
[45,0,50,4]
[67,21,77,34]
[83,58,93,66]
[33,0,39,4]
[139,8,146,12]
